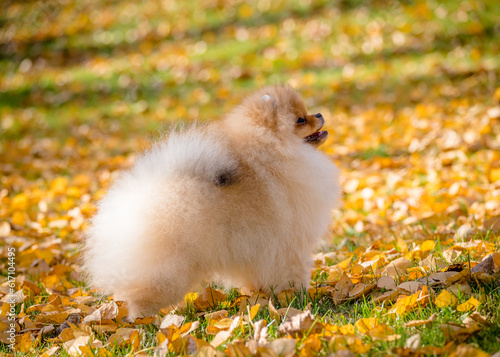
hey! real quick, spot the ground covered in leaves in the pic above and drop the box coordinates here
[1,0,500,356]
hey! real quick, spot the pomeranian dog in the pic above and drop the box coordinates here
[83,85,340,317]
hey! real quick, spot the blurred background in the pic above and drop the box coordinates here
[1,0,499,245]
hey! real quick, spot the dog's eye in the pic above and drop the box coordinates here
[296,117,306,124]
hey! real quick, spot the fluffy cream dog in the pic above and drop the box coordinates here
[83,85,340,317]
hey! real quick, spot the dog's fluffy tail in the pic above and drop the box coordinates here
[135,126,239,186]
[82,125,238,297]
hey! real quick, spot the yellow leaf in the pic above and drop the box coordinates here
[51,176,69,194]
[457,297,481,312]
[238,3,253,18]
[489,168,500,183]
[184,292,198,304]
[396,238,408,253]
[339,324,355,335]
[193,287,226,311]
[494,87,500,101]
[420,240,435,252]
[249,303,260,321]
[349,337,372,353]
[156,331,167,344]
[277,289,295,306]
[336,256,352,270]
[368,323,398,341]
[12,193,29,210]
[355,317,379,333]
[11,210,27,226]
[16,333,33,353]
[435,290,458,308]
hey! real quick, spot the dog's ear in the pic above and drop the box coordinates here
[254,94,278,128]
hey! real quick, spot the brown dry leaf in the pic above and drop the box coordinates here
[491,252,500,268]
[404,333,421,350]
[159,314,185,329]
[206,318,234,334]
[443,249,462,263]
[326,265,345,282]
[252,319,269,345]
[483,217,500,231]
[1,290,25,304]
[63,335,91,357]
[268,299,281,325]
[377,276,396,290]
[55,313,81,335]
[333,273,353,304]
[307,286,331,300]
[382,257,412,278]
[419,271,458,287]
[446,269,470,285]
[277,289,295,306]
[372,289,400,304]
[448,282,473,296]
[40,346,60,356]
[108,328,142,348]
[463,311,490,327]
[449,344,489,357]
[404,313,436,328]
[277,306,303,320]
[193,287,226,311]
[35,309,81,324]
[440,322,480,341]
[267,338,296,357]
[396,281,423,294]
[224,341,252,357]
[90,320,118,334]
[348,283,375,298]
[278,305,323,337]
[205,310,228,323]
[471,254,494,274]
[82,301,118,323]
[210,315,241,348]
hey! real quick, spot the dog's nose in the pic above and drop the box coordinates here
[315,113,323,119]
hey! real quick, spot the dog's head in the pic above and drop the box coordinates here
[239,85,328,147]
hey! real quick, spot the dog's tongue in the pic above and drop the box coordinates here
[305,130,326,140]
[306,131,322,139]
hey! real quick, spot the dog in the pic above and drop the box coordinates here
[83,85,340,317]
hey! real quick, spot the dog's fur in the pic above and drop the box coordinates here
[83,85,340,317]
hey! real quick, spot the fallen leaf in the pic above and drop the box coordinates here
[278,305,323,337]
[377,276,396,290]
[435,290,458,308]
[82,301,118,323]
[404,313,436,328]
[457,297,481,312]
[382,257,412,278]
[404,333,421,350]
[159,314,185,329]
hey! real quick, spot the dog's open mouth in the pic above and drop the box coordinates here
[304,130,328,146]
